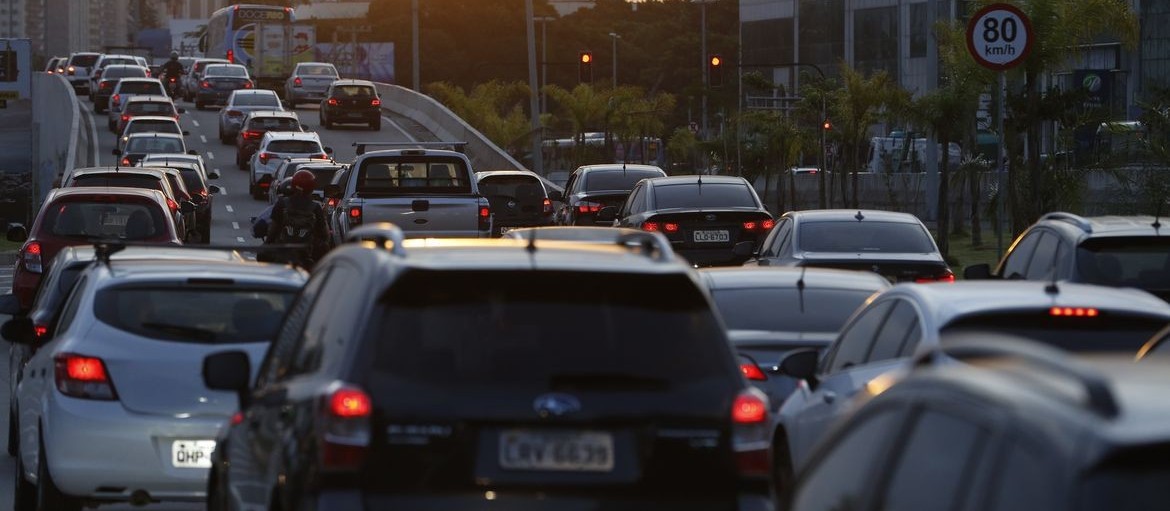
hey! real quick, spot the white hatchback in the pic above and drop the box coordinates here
[248,131,331,199]
[107,78,166,132]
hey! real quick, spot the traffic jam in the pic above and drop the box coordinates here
[6,2,1170,511]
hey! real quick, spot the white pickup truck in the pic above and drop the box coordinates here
[324,142,493,243]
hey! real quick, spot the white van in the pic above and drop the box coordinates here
[865,136,963,173]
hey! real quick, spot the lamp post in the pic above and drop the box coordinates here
[608,32,620,89]
[411,0,420,91]
[536,16,554,114]
[524,0,544,176]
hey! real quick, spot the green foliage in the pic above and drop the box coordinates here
[426,81,535,157]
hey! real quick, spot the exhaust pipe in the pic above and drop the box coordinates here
[129,490,152,507]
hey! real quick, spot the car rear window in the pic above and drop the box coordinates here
[585,169,665,192]
[70,174,164,192]
[104,67,147,79]
[93,287,296,343]
[207,65,247,78]
[711,287,878,333]
[266,140,322,154]
[234,94,280,107]
[479,175,544,199]
[1077,237,1170,289]
[42,198,168,240]
[126,137,184,154]
[332,85,376,97]
[356,156,472,194]
[177,170,204,193]
[118,82,164,95]
[799,221,936,253]
[71,54,99,67]
[941,311,1168,352]
[247,117,300,131]
[125,121,180,136]
[126,102,176,116]
[364,270,734,389]
[299,64,338,76]
[653,183,757,210]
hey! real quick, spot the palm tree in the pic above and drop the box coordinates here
[833,65,909,208]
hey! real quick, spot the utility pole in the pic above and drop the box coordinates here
[608,32,619,89]
[536,16,553,114]
[411,0,419,90]
[525,0,543,175]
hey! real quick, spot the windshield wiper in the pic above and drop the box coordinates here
[140,322,217,342]
[549,372,671,391]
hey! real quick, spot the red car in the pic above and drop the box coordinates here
[6,187,182,309]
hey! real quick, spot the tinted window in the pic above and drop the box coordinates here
[126,102,176,116]
[992,442,1057,511]
[867,300,920,362]
[125,121,181,136]
[233,94,281,107]
[799,221,936,253]
[1079,446,1170,511]
[584,169,664,192]
[827,301,893,373]
[93,287,295,344]
[206,65,248,77]
[260,267,330,386]
[118,82,164,95]
[104,67,147,79]
[1026,233,1059,279]
[792,408,901,511]
[711,288,877,333]
[298,64,338,76]
[177,170,204,193]
[42,199,169,240]
[247,117,300,131]
[70,174,164,192]
[882,411,987,510]
[652,183,757,210]
[125,137,184,154]
[478,175,545,200]
[366,271,734,388]
[1001,232,1042,278]
[357,157,471,194]
[1077,237,1170,289]
[942,311,1169,352]
[70,54,99,66]
[266,140,322,154]
[332,85,375,97]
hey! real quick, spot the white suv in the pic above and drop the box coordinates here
[248,131,331,199]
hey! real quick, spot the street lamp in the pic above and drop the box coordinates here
[536,16,554,114]
[694,0,716,143]
[608,32,620,89]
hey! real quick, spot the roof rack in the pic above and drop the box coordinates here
[916,335,1119,419]
[346,223,406,256]
[1041,212,1093,233]
[352,141,468,156]
[614,231,675,263]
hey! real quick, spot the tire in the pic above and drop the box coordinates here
[237,154,248,171]
[207,468,226,511]
[107,119,115,132]
[36,436,82,511]
[200,225,212,245]
[13,439,34,511]
[773,436,796,511]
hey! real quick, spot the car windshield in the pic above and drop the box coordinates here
[1077,237,1170,290]
[207,66,247,78]
[233,94,280,107]
[126,102,175,116]
[266,140,321,154]
[799,221,936,253]
[43,199,168,240]
[942,311,1168,352]
[653,183,758,210]
[300,64,338,76]
[357,156,472,194]
[363,270,733,389]
[117,82,163,95]
[69,174,163,192]
[125,121,180,136]
[333,85,375,97]
[125,137,184,154]
[101,58,137,67]
[711,287,878,333]
[93,288,296,344]
[585,169,664,192]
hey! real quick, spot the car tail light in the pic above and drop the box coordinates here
[915,270,956,284]
[243,130,262,140]
[259,181,271,189]
[166,198,179,212]
[762,219,775,230]
[642,222,660,232]
[230,412,244,426]
[259,152,271,165]
[111,93,120,105]
[371,98,381,107]
[121,114,130,122]
[34,324,48,338]
[20,241,42,273]
[201,80,211,89]
[244,81,254,89]
[312,153,328,159]
[542,197,553,216]
[54,353,118,400]
[227,110,243,117]
[293,77,302,87]
[479,204,492,231]
[731,388,770,478]
[99,81,110,90]
[145,70,151,77]
[740,362,767,381]
[120,157,131,166]
[319,385,372,471]
[327,198,338,208]
[743,221,759,231]
[347,205,362,226]
[575,201,602,215]
[327,98,339,106]
[664,222,680,233]
[1050,307,1100,317]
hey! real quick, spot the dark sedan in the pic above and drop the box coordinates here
[556,164,667,226]
[194,64,255,110]
[319,79,382,130]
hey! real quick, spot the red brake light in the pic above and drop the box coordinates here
[762,219,775,230]
[243,130,260,139]
[230,412,244,426]
[664,222,680,233]
[226,49,234,63]
[99,81,110,89]
[166,198,179,211]
[327,198,338,208]
[244,81,254,89]
[227,110,243,117]
[111,93,119,104]
[320,385,372,471]
[479,206,490,218]
[731,388,770,478]
[121,114,130,121]
[259,152,271,164]
[65,356,107,381]
[743,221,758,231]
[1050,307,1099,317]
[733,392,768,423]
[293,77,303,87]
[740,362,767,381]
[21,241,43,273]
[120,158,131,166]
[642,222,660,232]
[542,197,553,215]
[34,324,48,338]
[348,205,363,226]
[25,241,40,255]
[575,201,602,214]
[54,353,118,400]
[327,98,339,106]
[915,270,956,284]
[201,80,211,89]
[330,388,372,418]
[371,98,381,107]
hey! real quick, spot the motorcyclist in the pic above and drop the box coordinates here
[160,51,185,97]
[264,170,329,268]
[251,177,294,240]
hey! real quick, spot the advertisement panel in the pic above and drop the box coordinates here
[0,39,31,100]
[314,42,395,83]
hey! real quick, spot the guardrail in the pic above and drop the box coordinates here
[31,72,79,205]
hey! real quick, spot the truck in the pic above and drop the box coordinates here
[324,142,493,245]
[201,5,316,94]
[865,135,963,173]
[251,23,316,92]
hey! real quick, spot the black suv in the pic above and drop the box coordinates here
[790,337,1170,511]
[203,224,771,511]
[966,212,1170,301]
[319,79,382,130]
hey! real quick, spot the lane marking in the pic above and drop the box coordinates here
[86,105,100,166]
[207,152,215,160]
[200,135,207,143]
[236,236,245,243]
[225,205,234,213]
[218,186,228,195]
[192,120,200,127]
[232,221,240,230]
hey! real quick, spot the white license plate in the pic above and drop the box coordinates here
[693,230,730,243]
[499,430,614,472]
[171,440,215,468]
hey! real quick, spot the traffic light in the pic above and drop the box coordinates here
[708,54,723,88]
[578,51,593,83]
[823,118,832,131]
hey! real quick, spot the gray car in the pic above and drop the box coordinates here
[283,62,338,108]
[217,89,283,143]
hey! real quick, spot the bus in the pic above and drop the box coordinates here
[201,4,316,92]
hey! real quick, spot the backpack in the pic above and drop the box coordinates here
[278,200,317,243]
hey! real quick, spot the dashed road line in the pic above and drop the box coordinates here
[232,222,240,230]
[207,152,215,160]
[236,236,245,243]
[384,115,418,142]
[192,120,200,127]
[225,205,234,213]
[200,135,208,143]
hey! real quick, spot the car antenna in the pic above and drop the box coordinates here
[1154,199,1164,234]
[855,210,865,221]
[796,265,807,313]
[1044,246,1061,295]
[526,227,537,269]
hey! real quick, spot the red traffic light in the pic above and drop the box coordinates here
[710,55,722,67]
[580,52,593,64]
[823,119,832,130]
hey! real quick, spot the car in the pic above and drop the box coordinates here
[194,63,254,110]
[106,78,166,131]
[217,89,283,144]
[90,64,150,113]
[746,209,955,283]
[790,337,1170,511]
[115,94,182,134]
[119,116,187,149]
[1,245,246,456]
[138,158,221,243]
[5,187,183,309]
[284,61,339,108]
[556,164,668,226]
[318,79,382,130]
[234,110,300,169]
[786,167,826,176]
[202,224,771,511]
[7,248,306,510]
[249,131,330,199]
[267,158,342,205]
[61,166,194,237]
[139,153,210,183]
[771,280,1170,500]
[475,170,561,236]
[150,166,202,242]
[63,52,101,94]
[965,212,1170,301]
[181,57,229,101]
[602,175,776,266]
[699,267,890,411]
[116,132,193,167]
[43,56,65,75]
[88,54,145,96]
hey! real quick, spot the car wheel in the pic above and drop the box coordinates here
[773,436,796,511]
[200,225,212,245]
[12,439,35,511]
[207,467,226,511]
[36,436,82,511]
[237,154,248,170]
[107,119,116,132]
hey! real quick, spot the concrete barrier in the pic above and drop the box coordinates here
[31,72,79,206]
[373,82,525,172]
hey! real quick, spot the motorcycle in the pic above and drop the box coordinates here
[165,75,181,98]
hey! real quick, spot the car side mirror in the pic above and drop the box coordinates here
[777,348,820,383]
[208,170,220,180]
[963,263,993,280]
[182,130,191,136]
[203,350,252,407]
[732,241,755,257]
[181,201,196,214]
[323,146,334,154]
[0,293,22,316]
[208,185,221,194]
[324,184,341,199]
[111,148,122,156]
[187,150,198,156]
[596,206,618,222]
[7,223,27,242]
[176,108,187,114]
[547,190,563,202]
[1,317,37,345]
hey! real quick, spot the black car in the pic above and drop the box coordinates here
[91,64,149,113]
[203,224,771,511]
[194,64,255,110]
[556,164,668,226]
[791,337,1170,511]
[965,212,1170,301]
[476,170,562,236]
[747,209,954,283]
[601,175,774,266]
[319,79,382,130]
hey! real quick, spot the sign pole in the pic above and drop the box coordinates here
[996,70,1006,258]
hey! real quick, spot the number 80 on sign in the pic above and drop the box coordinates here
[966,3,1033,71]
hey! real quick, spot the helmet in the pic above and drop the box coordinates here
[169,51,179,60]
[291,169,317,193]
[276,177,295,197]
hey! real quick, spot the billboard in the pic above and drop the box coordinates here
[315,42,394,83]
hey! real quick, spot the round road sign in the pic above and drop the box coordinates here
[966,3,1033,71]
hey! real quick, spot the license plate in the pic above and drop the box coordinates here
[499,430,614,472]
[345,112,365,118]
[693,230,730,243]
[171,440,215,468]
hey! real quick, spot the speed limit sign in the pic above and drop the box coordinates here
[966,3,1033,70]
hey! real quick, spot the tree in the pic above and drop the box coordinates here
[832,65,909,208]
[426,81,535,158]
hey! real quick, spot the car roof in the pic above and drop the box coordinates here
[124,115,179,123]
[114,78,162,84]
[231,89,276,96]
[206,63,246,69]
[476,170,542,180]
[142,160,200,171]
[124,132,183,140]
[577,164,665,174]
[1039,212,1168,239]
[501,226,646,242]
[244,110,297,119]
[262,131,321,142]
[784,208,924,224]
[124,95,173,103]
[331,79,375,87]
[69,166,165,178]
[99,54,138,61]
[195,58,229,63]
[646,175,749,186]
[91,258,307,288]
[102,64,146,70]
[55,245,246,265]
[46,185,167,202]
[700,266,891,292]
[296,61,335,68]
